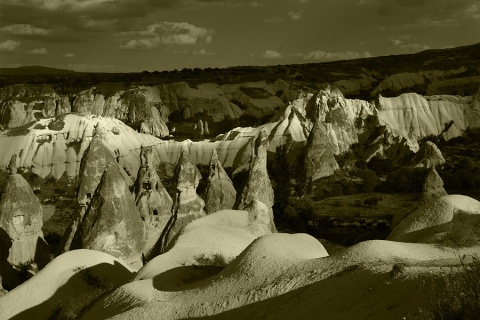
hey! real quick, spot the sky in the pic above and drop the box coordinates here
[0,0,479,72]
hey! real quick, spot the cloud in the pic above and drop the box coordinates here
[0,24,51,36]
[263,50,283,59]
[63,52,76,58]
[193,48,215,55]
[119,22,214,49]
[0,0,177,41]
[28,47,48,54]
[298,50,371,61]
[288,10,303,20]
[181,0,265,8]
[405,17,459,28]
[0,40,21,52]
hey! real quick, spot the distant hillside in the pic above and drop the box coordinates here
[0,66,75,75]
[0,42,479,99]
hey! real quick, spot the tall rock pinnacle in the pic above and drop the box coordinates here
[303,120,339,181]
[72,162,146,267]
[134,146,173,256]
[204,149,237,214]
[236,130,274,209]
[0,156,50,267]
[152,149,206,256]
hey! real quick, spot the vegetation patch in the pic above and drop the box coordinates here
[432,257,480,320]
[48,116,66,131]
[6,121,35,136]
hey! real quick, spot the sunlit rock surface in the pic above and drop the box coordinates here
[204,149,237,214]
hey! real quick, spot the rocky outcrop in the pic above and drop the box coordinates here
[0,100,36,129]
[303,120,339,181]
[152,149,206,256]
[0,156,49,267]
[412,141,446,168]
[72,162,146,267]
[419,166,448,205]
[236,130,274,210]
[134,146,173,255]
[60,122,133,254]
[245,199,277,234]
[77,122,127,204]
[204,149,236,214]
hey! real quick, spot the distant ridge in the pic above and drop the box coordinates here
[0,66,75,75]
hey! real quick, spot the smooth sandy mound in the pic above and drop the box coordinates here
[388,195,480,243]
[81,236,480,320]
[138,208,272,280]
[81,233,328,320]
[0,249,135,320]
[220,233,329,278]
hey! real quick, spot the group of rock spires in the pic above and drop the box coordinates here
[0,113,325,274]
[50,122,276,267]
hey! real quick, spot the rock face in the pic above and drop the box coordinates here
[419,166,448,205]
[77,122,128,204]
[60,123,134,254]
[0,157,49,267]
[204,149,236,214]
[152,149,206,255]
[412,141,446,168]
[72,162,146,266]
[245,199,277,234]
[134,146,173,255]
[303,120,339,181]
[236,130,274,210]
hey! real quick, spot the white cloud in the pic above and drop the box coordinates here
[288,10,303,20]
[299,50,371,61]
[405,17,459,28]
[63,52,76,58]
[263,50,283,59]
[28,47,48,54]
[119,22,214,49]
[0,24,51,36]
[193,48,215,55]
[465,4,480,19]
[0,40,21,52]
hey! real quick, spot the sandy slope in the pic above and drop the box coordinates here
[0,249,135,320]
[389,194,480,243]
[78,236,480,320]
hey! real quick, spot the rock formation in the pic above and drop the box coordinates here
[72,162,146,267]
[60,122,133,254]
[77,122,130,204]
[151,149,206,256]
[134,145,173,255]
[245,199,277,234]
[412,141,446,168]
[236,130,274,210]
[303,120,339,181]
[0,155,50,267]
[419,166,448,205]
[204,149,236,214]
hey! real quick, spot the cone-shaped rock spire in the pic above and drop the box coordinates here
[204,149,236,214]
